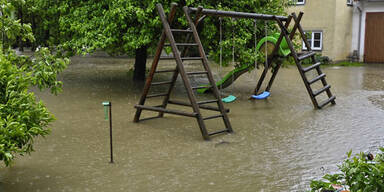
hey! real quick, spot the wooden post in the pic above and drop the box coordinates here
[133,3,178,122]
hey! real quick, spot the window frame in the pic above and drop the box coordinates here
[296,0,305,5]
[302,31,323,51]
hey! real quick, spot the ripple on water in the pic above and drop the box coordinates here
[368,94,384,111]
[1,58,384,192]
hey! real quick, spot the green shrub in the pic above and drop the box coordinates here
[0,0,69,166]
[0,50,68,166]
[315,55,331,65]
[302,54,332,65]
[310,148,384,192]
[0,53,52,166]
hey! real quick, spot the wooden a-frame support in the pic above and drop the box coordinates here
[134,3,233,140]
[253,13,336,109]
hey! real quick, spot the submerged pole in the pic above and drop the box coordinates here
[102,101,114,163]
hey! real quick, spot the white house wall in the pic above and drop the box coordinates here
[351,5,361,54]
[287,1,353,61]
[333,1,353,62]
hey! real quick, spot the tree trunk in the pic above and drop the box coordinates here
[31,14,37,51]
[133,46,148,81]
[18,8,24,51]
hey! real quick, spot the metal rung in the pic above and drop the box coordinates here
[318,96,336,109]
[197,100,218,105]
[159,57,202,60]
[176,43,198,46]
[171,29,193,33]
[313,85,331,96]
[159,56,175,60]
[168,100,230,113]
[155,69,177,73]
[181,57,203,60]
[303,62,321,72]
[146,93,168,98]
[308,73,326,84]
[187,71,208,75]
[165,43,198,46]
[151,81,173,86]
[135,105,197,117]
[192,85,212,89]
[203,114,224,120]
[208,129,229,136]
[298,51,316,60]
[138,116,162,122]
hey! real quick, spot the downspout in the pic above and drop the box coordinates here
[357,6,362,60]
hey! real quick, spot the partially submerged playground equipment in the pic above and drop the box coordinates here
[134,3,336,140]
[197,32,291,96]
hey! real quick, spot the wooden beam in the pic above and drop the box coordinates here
[188,7,288,21]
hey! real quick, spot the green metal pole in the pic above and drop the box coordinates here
[102,101,113,163]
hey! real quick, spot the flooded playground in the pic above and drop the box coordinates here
[0,56,384,191]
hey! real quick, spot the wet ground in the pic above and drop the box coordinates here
[0,56,383,192]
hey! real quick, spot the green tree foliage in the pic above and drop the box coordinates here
[194,0,289,68]
[22,0,62,48]
[310,148,384,192]
[26,0,288,80]
[0,0,69,166]
[1,0,34,49]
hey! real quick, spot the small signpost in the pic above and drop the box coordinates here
[102,101,113,163]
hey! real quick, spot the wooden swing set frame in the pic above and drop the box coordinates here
[134,3,336,140]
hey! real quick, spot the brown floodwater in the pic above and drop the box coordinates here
[0,56,383,192]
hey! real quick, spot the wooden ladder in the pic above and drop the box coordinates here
[255,12,336,109]
[133,3,233,140]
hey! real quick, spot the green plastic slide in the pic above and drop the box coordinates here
[197,33,291,94]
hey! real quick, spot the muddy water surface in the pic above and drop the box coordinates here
[0,57,384,192]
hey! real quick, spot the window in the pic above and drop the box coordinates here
[289,0,305,6]
[347,0,353,6]
[296,0,305,5]
[303,31,323,51]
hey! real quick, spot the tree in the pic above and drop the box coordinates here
[38,0,288,81]
[0,0,68,166]
[55,0,162,81]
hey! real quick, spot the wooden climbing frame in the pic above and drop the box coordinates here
[134,3,336,140]
[134,3,233,140]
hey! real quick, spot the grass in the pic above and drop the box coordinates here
[331,61,364,67]
[282,58,365,67]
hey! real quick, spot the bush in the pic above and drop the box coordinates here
[0,53,52,166]
[315,55,331,65]
[0,0,69,166]
[310,148,384,192]
[302,54,332,65]
[0,50,68,166]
